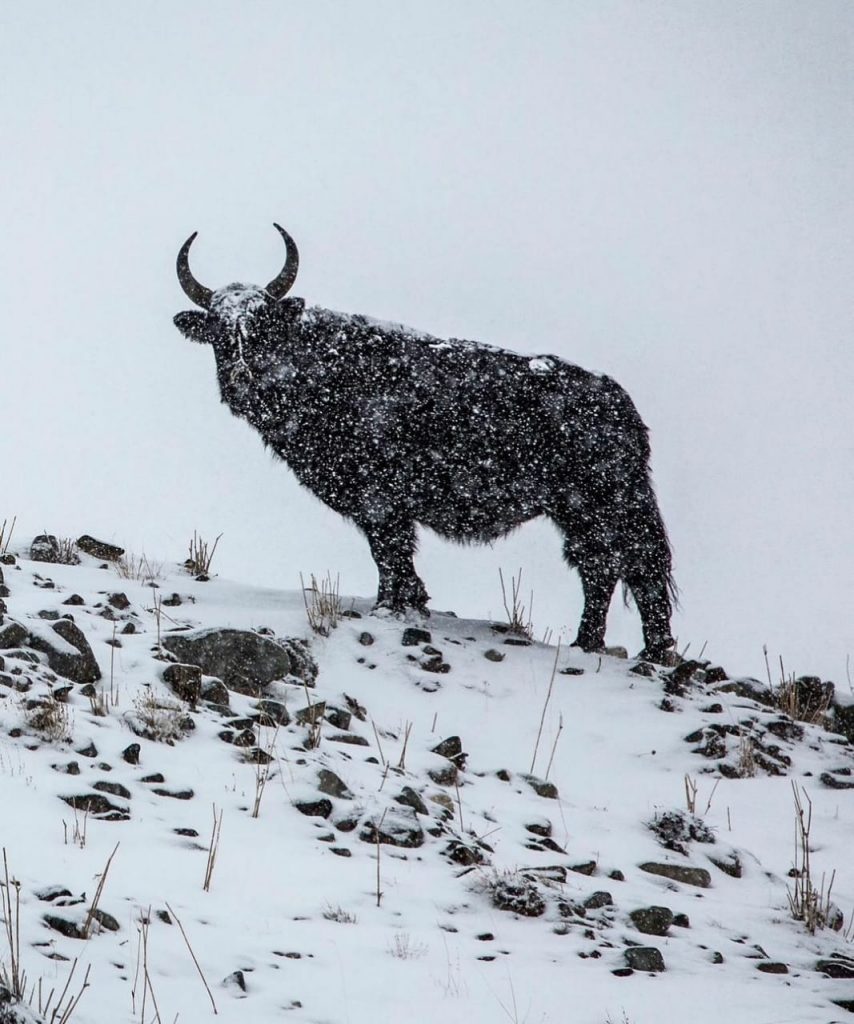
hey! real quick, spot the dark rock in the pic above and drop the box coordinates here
[821,771,854,790]
[394,786,429,816]
[121,622,136,635]
[765,718,804,742]
[77,536,124,561]
[31,535,78,564]
[0,622,28,649]
[162,629,316,696]
[402,626,432,646]
[122,743,141,765]
[63,595,85,606]
[151,788,194,800]
[484,649,505,662]
[525,819,552,838]
[43,915,86,939]
[93,781,131,800]
[174,828,199,837]
[444,840,485,866]
[52,761,80,775]
[584,891,613,910]
[559,665,584,676]
[343,693,367,721]
[715,678,775,706]
[327,733,369,746]
[639,862,712,888]
[673,913,690,927]
[224,970,247,993]
[428,764,458,787]
[360,808,424,848]
[757,962,788,974]
[317,769,353,800]
[90,908,120,932]
[162,593,182,607]
[489,875,545,916]
[76,742,98,758]
[629,906,673,936]
[432,736,464,764]
[702,703,724,714]
[630,661,657,677]
[325,706,351,730]
[421,654,451,673]
[60,794,128,820]
[650,810,715,854]
[708,852,742,878]
[254,698,290,727]
[201,678,230,706]
[295,701,326,726]
[520,773,558,799]
[625,947,665,972]
[817,956,854,979]
[37,609,60,621]
[294,797,333,818]
[141,773,166,783]
[570,860,597,876]
[108,593,131,610]
[358,632,374,646]
[162,663,202,705]
[704,666,728,684]
[331,847,352,857]
[29,619,101,683]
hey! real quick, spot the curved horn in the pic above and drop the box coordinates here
[266,223,300,300]
[176,232,213,309]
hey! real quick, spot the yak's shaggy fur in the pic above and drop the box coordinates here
[174,228,675,657]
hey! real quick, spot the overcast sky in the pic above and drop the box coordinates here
[2,2,852,682]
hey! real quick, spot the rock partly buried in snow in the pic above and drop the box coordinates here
[30,534,78,564]
[161,629,316,696]
[624,946,666,972]
[629,906,673,935]
[0,621,29,650]
[520,773,559,799]
[360,808,424,848]
[76,535,125,561]
[488,874,546,917]
[28,619,101,683]
[162,663,202,705]
[638,862,712,888]
[317,769,353,800]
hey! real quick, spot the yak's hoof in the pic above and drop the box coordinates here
[372,601,430,619]
[638,639,678,666]
[571,637,605,655]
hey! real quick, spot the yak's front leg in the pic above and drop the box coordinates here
[362,519,430,614]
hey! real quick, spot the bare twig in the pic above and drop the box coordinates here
[204,805,223,892]
[82,842,119,939]
[164,902,218,1015]
[530,640,561,774]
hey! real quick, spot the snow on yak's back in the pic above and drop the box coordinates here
[174,224,675,659]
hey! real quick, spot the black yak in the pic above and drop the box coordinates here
[174,224,675,658]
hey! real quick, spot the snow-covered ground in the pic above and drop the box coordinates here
[1,540,853,1024]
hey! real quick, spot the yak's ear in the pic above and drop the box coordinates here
[174,311,212,343]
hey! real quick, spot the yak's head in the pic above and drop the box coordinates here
[174,224,303,382]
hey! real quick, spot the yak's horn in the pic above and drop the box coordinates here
[266,223,300,300]
[176,232,213,309]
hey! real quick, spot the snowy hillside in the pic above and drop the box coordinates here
[1,535,853,1024]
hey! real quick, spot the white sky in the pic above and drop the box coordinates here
[2,1,853,682]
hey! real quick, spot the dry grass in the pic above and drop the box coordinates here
[115,552,163,584]
[499,567,533,640]
[184,531,222,579]
[25,696,73,743]
[130,688,189,744]
[301,571,342,636]
[787,783,840,934]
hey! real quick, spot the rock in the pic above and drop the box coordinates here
[201,678,230,706]
[43,914,86,939]
[255,699,290,727]
[63,595,85,606]
[432,736,465,765]
[122,743,141,765]
[141,773,166,783]
[630,661,657,677]
[428,764,458,787]
[31,534,78,564]
[295,701,326,726]
[817,956,854,979]
[358,632,374,646]
[359,808,424,848]
[151,788,194,800]
[28,619,101,683]
[484,649,505,662]
[624,947,665,972]
[294,797,333,818]
[520,773,559,799]
[394,786,429,816]
[77,535,124,561]
[570,860,597,876]
[708,852,742,878]
[401,627,431,646]
[162,593,182,607]
[584,891,614,910]
[108,592,131,610]
[324,706,351,730]
[223,970,247,993]
[420,654,451,673]
[638,862,712,888]
[93,781,131,800]
[162,628,316,696]
[445,840,485,866]
[525,818,552,838]
[52,761,80,775]
[327,733,369,747]
[756,962,788,974]
[629,906,673,936]
[0,622,28,650]
[60,794,128,820]
[89,908,120,932]
[489,875,545,917]
[162,663,202,705]
[820,771,854,790]
[317,769,353,800]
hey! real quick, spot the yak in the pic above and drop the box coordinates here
[174,224,675,659]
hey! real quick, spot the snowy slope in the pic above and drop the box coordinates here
[1,541,853,1024]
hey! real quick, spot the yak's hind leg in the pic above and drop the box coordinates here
[362,518,430,614]
[552,476,675,659]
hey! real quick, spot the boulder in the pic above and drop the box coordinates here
[28,619,101,683]
[161,629,316,696]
